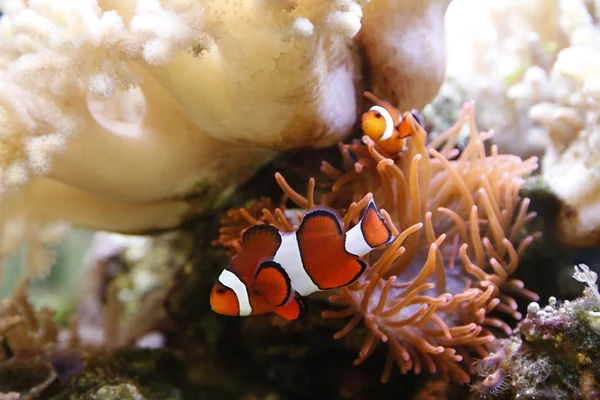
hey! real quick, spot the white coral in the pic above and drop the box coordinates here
[0,0,453,278]
[440,0,566,159]
[531,0,600,247]
[0,0,367,232]
[441,0,600,247]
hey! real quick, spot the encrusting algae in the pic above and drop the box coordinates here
[471,264,600,399]
[214,101,541,384]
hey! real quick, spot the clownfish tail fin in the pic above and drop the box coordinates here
[345,197,392,257]
[360,198,393,248]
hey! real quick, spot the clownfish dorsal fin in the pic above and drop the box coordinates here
[233,224,282,277]
[274,293,308,321]
[241,224,281,250]
[253,260,293,308]
[297,207,344,238]
[363,91,400,120]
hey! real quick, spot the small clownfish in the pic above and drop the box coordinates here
[361,91,425,154]
[210,198,393,321]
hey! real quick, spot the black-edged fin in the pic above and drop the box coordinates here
[254,260,292,307]
[336,258,368,289]
[241,224,282,251]
[322,258,368,290]
[232,224,283,277]
[360,200,392,248]
[296,207,368,291]
[274,292,308,321]
[297,207,344,237]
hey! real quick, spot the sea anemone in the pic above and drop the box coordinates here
[214,101,540,383]
[318,101,540,382]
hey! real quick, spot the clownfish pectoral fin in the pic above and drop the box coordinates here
[253,260,293,308]
[360,200,393,248]
[274,293,308,321]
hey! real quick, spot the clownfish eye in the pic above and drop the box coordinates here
[216,288,226,294]
[411,111,425,127]
[374,112,382,118]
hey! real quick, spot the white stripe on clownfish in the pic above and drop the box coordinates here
[218,269,253,316]
[369,105,395,141]
[210,197,393,321]
[344,218,375,258]
[270,219,379,298]
[273,232,319,297]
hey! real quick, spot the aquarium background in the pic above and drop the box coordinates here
[0,0,599,399]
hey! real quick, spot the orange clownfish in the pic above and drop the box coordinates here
[210,199,393,321]
[361,91,425,154]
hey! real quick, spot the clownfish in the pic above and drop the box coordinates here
[210,198,393,321]
[361,91,425,154]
